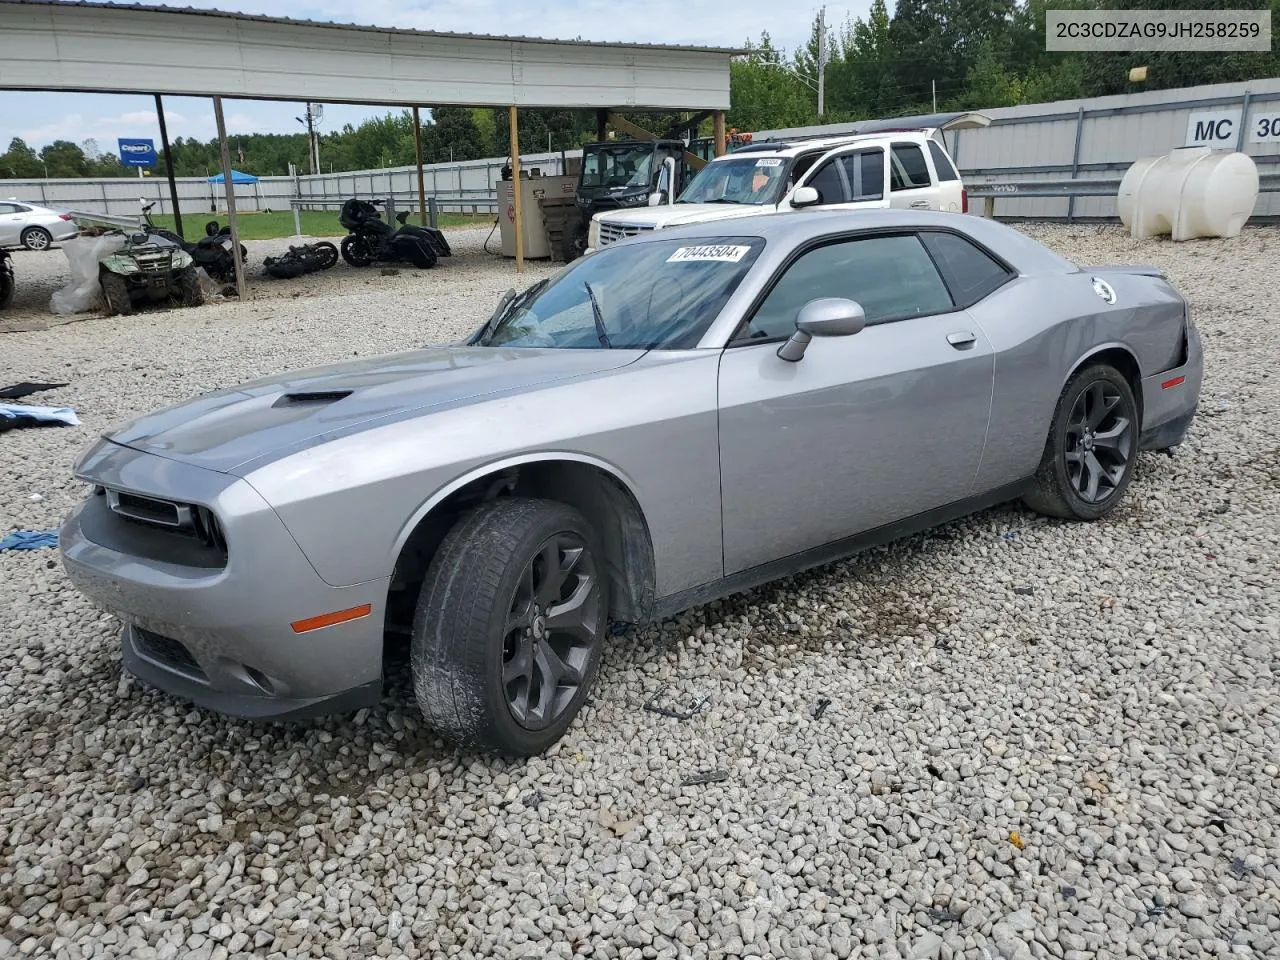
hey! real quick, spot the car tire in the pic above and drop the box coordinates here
[1023,363,1139,521]
[100,272,132,315]
[21,226,53,251]
[410,497,608,756]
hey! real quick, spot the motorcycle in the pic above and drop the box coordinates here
[337,198,451,269]
[263,241,339,279]
[139,199,247,284]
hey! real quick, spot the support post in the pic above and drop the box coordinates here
[428,196,439,229]
[713,111,727,157]
[1066,105,1084,221]
[984,196,995,218]
[1236,90,1252,152]
[413,106,427,227]
[212,96,247,301]
[509,105,524,274]
[154,94,183,240]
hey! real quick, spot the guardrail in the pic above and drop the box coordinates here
[287,195,496,234]
[967,172,1280,217]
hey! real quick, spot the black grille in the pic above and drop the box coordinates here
[133,628,206,680]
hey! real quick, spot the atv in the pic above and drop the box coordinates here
[99,230,203,315]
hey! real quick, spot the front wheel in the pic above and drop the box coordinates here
[1023,363,1139,520]
[340,234,374,267]
[411,498,608,756]
[176,266,203,307]
[313,241,339,269]
[100,272,133,315]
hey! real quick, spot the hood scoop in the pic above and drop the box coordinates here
[272,389,353,408]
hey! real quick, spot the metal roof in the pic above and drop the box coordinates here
[0,0,736,109]
[0,0,748,55]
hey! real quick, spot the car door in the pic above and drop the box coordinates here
[781,146,888,212]
[0,203,22,246]
[887,142,938,210]
[717,231,995,574]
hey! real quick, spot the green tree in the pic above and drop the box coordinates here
[0,137,43,178]
[40,140,91,178]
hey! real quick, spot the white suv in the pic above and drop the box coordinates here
[586,130,967,252]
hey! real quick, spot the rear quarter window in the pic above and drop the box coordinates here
[928,141,959,182]
[920,231,1013,306]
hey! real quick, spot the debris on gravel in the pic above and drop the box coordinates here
[2,224,1278,959]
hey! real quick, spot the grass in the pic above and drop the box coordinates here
[141,209,494,240]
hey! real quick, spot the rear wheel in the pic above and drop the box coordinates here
[1023,363,1138,520]
[411,498,608,756]
[340,235,374,267]
[100,272,133,315]
[313,241,339,269]
[21,226,52,251]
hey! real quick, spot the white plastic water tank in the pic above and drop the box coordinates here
[1117,146,1258,241]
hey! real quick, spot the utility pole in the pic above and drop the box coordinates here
[816,6,827,117]
[932,80,937,113]
[305,107,316,175]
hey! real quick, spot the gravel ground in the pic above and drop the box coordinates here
[1,223,1277,960]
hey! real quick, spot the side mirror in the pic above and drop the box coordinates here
[777,298,866,362]
[790,185,820,208]
[648,192,663,207]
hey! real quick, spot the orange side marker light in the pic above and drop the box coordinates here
[291,603,372,634]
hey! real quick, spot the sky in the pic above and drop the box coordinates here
[0,0,870,154]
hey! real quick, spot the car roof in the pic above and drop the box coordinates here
[614,209,1082,278]
[721,130,934,159]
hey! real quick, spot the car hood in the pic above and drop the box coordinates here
[105,346,644,474]
[598,203,770,229]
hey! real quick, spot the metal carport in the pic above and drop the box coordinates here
[0,0,738,294]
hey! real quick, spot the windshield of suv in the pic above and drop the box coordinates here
[580,145,656,189]
[677,156,791,206]
[479,236,765,350]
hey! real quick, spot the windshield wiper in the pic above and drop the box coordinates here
[583,282,612,349]
[477,278,547,345]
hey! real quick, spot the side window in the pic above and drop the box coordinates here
[928,140,959,182]
[0,203,15,214]
[919,231,1012,306]
[801,159,848,205]
[837,149,885,201]
[890,143,931,191]
[788,152,821,189]
[740,234,955,340]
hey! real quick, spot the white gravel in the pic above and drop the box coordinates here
[1,223,1278,960]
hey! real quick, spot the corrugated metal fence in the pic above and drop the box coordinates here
[5,79,1280,222]
[949,78,1280,218]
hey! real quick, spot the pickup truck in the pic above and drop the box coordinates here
[587,129,968,252]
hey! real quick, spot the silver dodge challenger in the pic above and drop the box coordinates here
[60,210,1203,755]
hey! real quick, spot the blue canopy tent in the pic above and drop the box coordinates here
[207,170,258,184]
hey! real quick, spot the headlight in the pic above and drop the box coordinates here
[587,218,600,248]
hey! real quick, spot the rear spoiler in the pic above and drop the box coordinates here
[1080,264,1166,278]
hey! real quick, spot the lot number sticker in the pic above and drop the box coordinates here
[755,158,783,167]
[667,245,752,263]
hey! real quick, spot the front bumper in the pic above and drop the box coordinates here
[60,439,386,720]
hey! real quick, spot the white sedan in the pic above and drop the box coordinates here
[0,198,79,250]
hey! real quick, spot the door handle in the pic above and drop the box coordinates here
[947,331,977,349]
[909,199,931,209]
